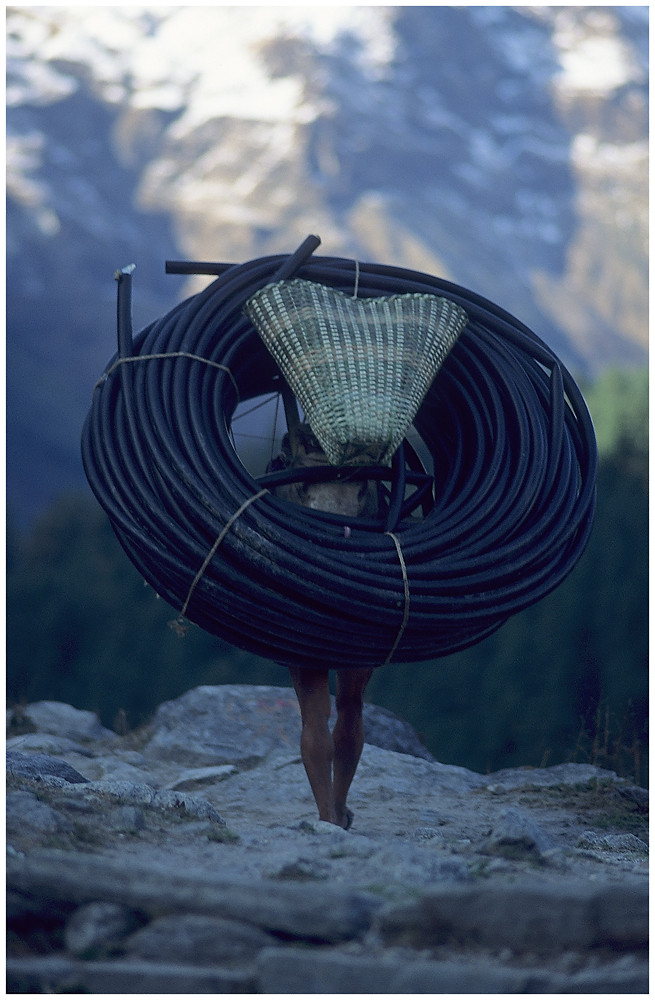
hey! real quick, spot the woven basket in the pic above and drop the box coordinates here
[244,278,468,465]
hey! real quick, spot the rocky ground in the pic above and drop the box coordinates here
[6,684,649,993]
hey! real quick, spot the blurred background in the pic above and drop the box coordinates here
[6,6,648,782]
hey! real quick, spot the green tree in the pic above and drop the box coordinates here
[584,366,648,463]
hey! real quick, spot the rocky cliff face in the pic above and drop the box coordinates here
[6,6,648,522]
[7,685,648,993]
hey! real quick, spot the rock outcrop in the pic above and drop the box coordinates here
[6,685,648,993]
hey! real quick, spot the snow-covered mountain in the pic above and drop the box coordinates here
[6,5,648,523]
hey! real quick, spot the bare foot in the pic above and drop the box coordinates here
[336,807,353,830]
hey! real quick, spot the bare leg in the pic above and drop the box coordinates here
[333,667,374,829]
[288,666,336,824]
[288,665,374,828]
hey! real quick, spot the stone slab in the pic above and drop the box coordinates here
[7,849,380,944]
[377,878,649,952]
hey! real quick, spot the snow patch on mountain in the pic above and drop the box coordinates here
[7,6,395,123]
[550,7,648,94]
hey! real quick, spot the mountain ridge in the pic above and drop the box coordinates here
[6,6,648,523]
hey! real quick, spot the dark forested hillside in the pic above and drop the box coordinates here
[6,367,647,783]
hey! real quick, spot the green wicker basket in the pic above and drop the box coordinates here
[245,277,468,465]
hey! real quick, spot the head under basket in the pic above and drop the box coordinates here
[245,278,468,465]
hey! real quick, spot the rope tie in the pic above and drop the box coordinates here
[94,352,241,403]
[170,488,269,635]
[353,258,360,299]
[383,531,410,665]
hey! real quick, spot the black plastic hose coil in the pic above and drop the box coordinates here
[81,236,597,669]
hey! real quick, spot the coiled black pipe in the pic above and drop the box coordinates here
[81,236,597,669]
